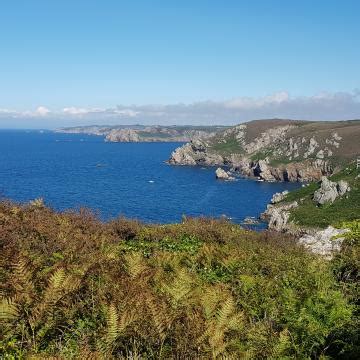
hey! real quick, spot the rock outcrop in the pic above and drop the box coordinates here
[313,177,350,205]
[261,201,298,232]
[169,139,224,166]
[298,226,348,259]
[215,168,234,180]
[337,180,351,196]
[270,190,289,204]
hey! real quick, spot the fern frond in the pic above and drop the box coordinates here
[201,286,222,319]
[13,257,34,292]
[30,269,80,326]
[217,297,235,328]
[270,328,292,359]
[49,268,66,289]
[146,297,171,341]
[118,309,137,333]
[162,268,193,304]
[106,303,119,345]
[124,253,147,278]
[0,297,19,321]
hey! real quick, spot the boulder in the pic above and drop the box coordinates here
[337,180,350,196]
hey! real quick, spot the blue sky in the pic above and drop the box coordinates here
[0,0,359,127]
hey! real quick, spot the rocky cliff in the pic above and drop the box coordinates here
[169,119,360,182]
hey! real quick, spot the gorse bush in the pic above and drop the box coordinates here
[0,201,358,359]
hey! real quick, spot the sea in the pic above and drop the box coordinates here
[0,130,301,228]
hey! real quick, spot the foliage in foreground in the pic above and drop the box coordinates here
[0,201,358,359]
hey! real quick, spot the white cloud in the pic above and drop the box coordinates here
[225,91,290,109]
[113,109,139,117]
[35,106,51,116]
[63,107,90,115]
[0,91,359,126]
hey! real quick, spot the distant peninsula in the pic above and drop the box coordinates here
[55,124,228,142]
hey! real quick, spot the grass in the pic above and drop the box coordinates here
[250,149,274,161]
[210,135,244,154]
[0,200,358,358]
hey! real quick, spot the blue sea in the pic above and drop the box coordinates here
[0,130,300,226]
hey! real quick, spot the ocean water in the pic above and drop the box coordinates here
[0,130,300,226]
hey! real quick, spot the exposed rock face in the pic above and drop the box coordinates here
[106,129,140,142]
[313,177,351,205]
[261,201,298,232]
[313,177,339,204]
[253,160,276,181]
[215,168,234,180]
[169,143,198,165]
[298,226,348,259]
[169,139,224,166]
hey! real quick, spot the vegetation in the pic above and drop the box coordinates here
[0,200,359,358]
[210,135,243,154]
[284,164,360,228]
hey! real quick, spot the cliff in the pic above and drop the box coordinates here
[169,119,360,182]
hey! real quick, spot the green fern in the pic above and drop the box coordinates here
[124,252,147,278]
[0,297,19,321]
[162,268,194,305]
[106,303,119,345]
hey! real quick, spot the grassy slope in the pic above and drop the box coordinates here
[0,202,358,358]
[205,119,360,167]
[282,163,360,228]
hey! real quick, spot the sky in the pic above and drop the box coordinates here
[0,0,359,128]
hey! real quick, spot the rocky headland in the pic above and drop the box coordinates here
[169,119,360,182]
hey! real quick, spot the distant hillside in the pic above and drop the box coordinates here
[56,125,228,142]
[169,119,360,182]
